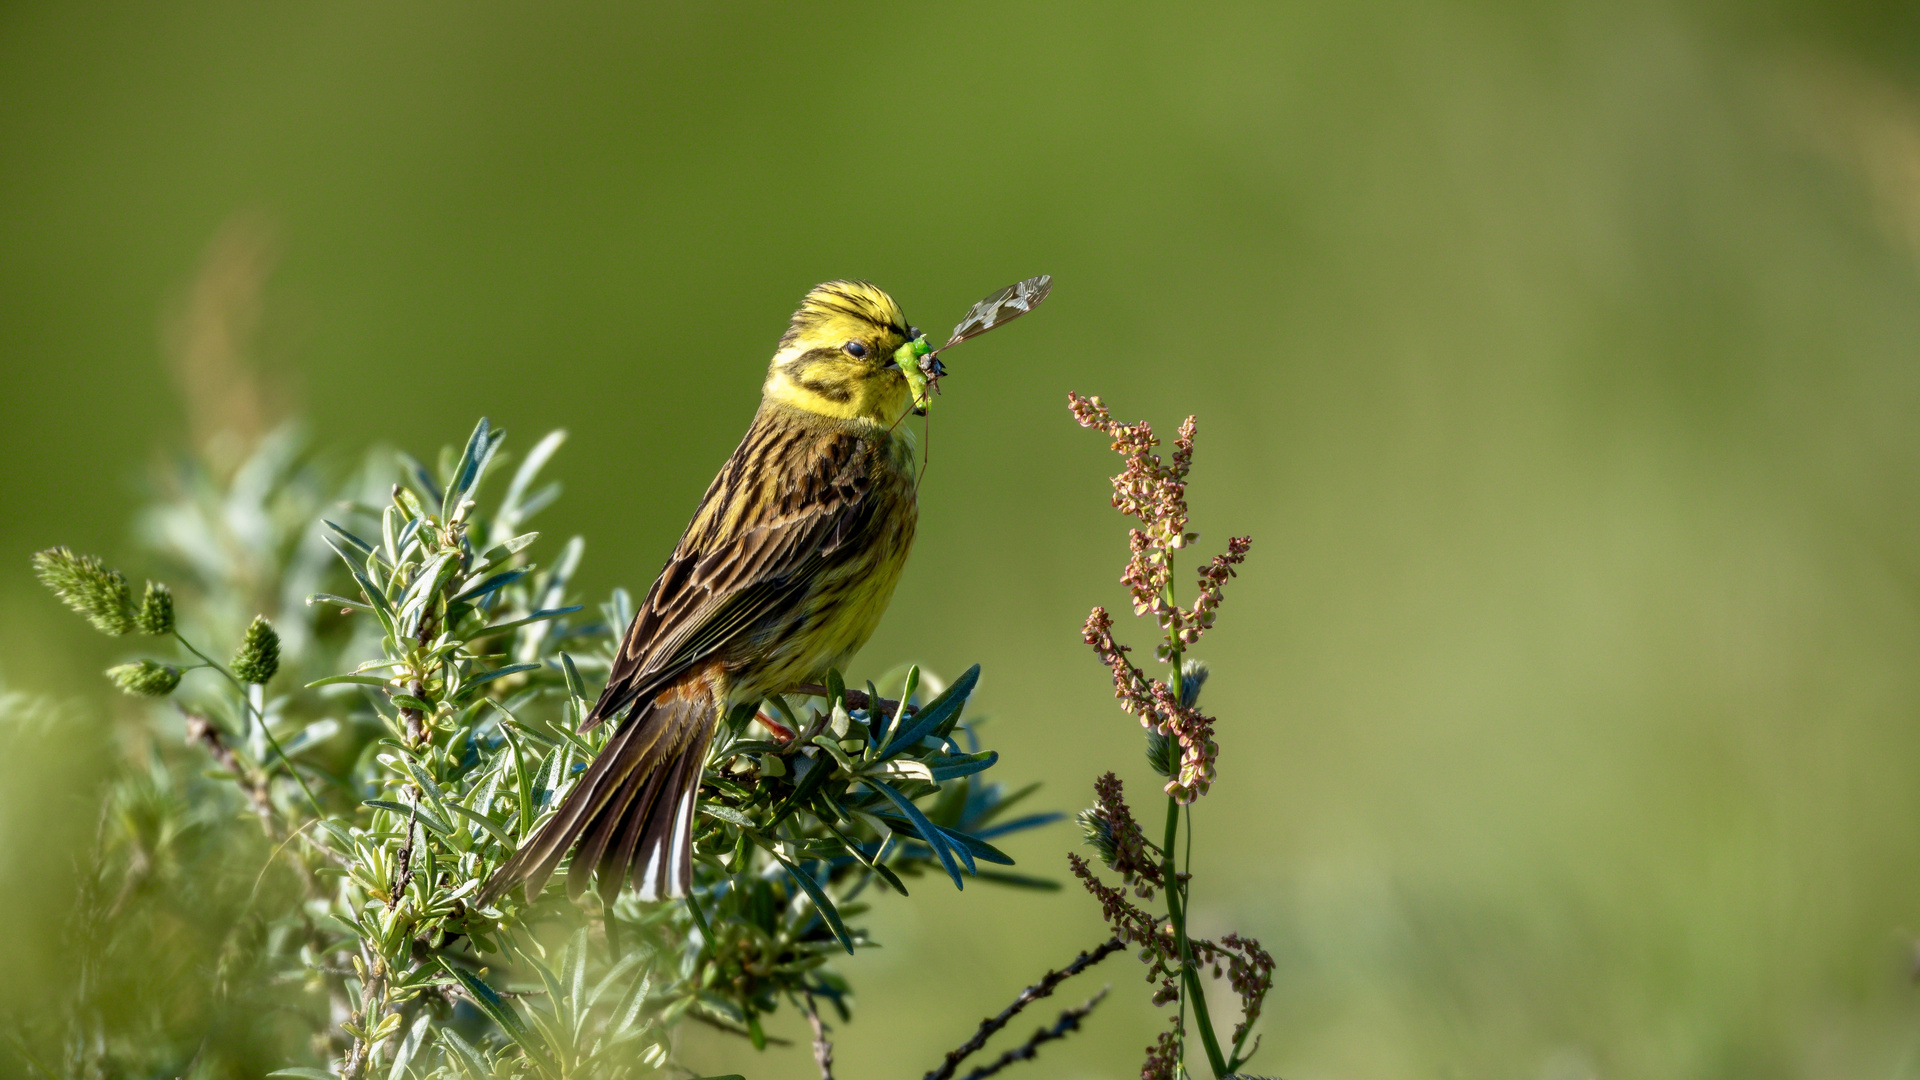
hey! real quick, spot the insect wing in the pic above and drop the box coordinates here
[942,274,1053,349]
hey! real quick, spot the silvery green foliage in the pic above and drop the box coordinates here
[22,418,1055,1080]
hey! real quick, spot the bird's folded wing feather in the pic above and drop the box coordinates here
[581,421,877,729]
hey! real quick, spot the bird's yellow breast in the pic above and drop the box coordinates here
[725,421,918,703]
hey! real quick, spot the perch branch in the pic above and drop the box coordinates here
[791,683,910,718]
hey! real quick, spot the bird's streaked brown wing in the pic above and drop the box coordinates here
[482,416,889,904]
[581,413,881,730]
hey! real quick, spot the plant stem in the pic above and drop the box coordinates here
[1160,552,1229,1079]
[175,631,325,817]
[1162,794,1229,1078]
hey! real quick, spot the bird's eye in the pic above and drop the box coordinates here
[843,341,868,359]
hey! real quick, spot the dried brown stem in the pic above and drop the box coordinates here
[804,993,835,1080]
[924,937,1124,1080]
[183,710,275,828]
[960,988,1109,1080]
[389,801,418,909]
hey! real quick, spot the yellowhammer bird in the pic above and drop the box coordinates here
[486,281,924,905]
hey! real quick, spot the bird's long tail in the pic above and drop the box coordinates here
[481,661,722,905]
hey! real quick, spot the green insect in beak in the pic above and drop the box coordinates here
[896,332,939,416]
[895,274,1052,419]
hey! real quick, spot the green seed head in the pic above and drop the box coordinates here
[107,660,181,697]
[1144,729,1176,778]
[1178,658,1210,708]
[136,581,175,636]
[231,615,281,685]
[34,547,136,636]
[1076,807,1120,868]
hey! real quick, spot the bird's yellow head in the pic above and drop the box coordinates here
[764,281,920,424]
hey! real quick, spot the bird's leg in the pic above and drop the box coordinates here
[755,707,797,744]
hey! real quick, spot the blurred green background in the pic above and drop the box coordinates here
[6,1,1920,1076]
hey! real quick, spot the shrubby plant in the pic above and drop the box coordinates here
[11,396,1277,1080]
[19,419,1054,1079]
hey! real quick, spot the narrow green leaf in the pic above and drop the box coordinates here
[267,1070,337,1080]
[767,748,832,828]
[438,1028,491,1078]
[476,605,582,635]
[396,552,458,626]
[398,451,440,507]
[452,663,542,703]
[809,795,910,895]
[348,567,397,639]
[865,758,935,783]
[975,811,1066,840]
[318,819,356,850]
[545,741,574,803]
[513,481,562,525]
[875,665,918,754]
[450,568,529,605]
[437,959,557,1079]
[686,890,715,944]
[517,944,572,1051]
[610,968,653,1037]
[869,779,965,889]
[387,1011,432,1080]
[937,825,978,874]
[560,652,587,701]
[499,429,568,526]
[478,531,542,563]
[810,734,860,774]
[773,852,854,953]
[398,757,457,829]
[278,718,341,757]
[564,927,588,1030]
[697,804,754,827]
[381,504,402,567]
[928,749,998,782]
[323,519,382,562]
[442,416,498,518]
[305,673,391,689]
[535,536,584,614]
[586,949,648,1013]
[494,710,536,839]
[308,591,373,612]
[321,535,371,580]
[874,663,977,761]
[347,564,393,611]
[364,800,453,837]
[446,802,514,845]
[969,780,1044,828]
[971,870,1063,891]
[865,679,886,739]
[394,512,424,554]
